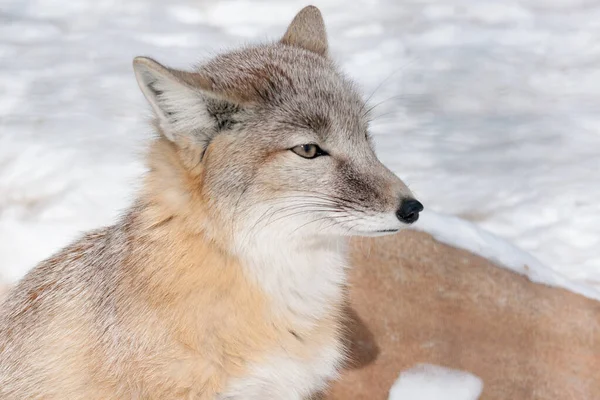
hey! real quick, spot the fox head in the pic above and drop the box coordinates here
[133,6,423,253]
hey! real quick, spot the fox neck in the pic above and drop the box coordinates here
[136,202,349,330]
[139,138,348,327]
[239,231,349,327]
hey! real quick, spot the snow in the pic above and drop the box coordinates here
[388,364,483,400]
[1,0,599,299]
[417,211,600,300]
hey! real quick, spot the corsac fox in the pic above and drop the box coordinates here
[0,6,423,399]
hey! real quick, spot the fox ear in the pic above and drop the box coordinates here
[281,5,328,56]
[133,56,238,151]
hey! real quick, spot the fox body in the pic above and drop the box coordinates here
[0,6,421,399]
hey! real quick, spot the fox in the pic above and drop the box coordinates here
[0,5,423,399]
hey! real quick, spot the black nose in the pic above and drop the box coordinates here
[396,199,424,224]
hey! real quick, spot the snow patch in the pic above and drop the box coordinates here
[388,364,483,400]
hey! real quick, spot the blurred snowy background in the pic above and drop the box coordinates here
[0,0,599,298]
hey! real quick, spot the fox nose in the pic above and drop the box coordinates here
[396,199,424,224]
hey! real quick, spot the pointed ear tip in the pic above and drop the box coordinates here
[301,5,322,14]
[282,5,328,56]
[132,57,169,77]
[133,56,154,69]
[296,5,324,21]
[133,56,147,65]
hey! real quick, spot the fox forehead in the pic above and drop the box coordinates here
[198,44,368,145]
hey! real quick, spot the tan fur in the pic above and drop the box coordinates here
[128,139,346,397]
[0,137,346,399]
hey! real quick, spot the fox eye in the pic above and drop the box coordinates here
[290,144,328,159]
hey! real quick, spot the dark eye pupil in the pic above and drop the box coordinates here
[305,144,318,157]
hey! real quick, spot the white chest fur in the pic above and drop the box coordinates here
[238,234,349,323]
[223,235,349,399]
[220,339,344,399]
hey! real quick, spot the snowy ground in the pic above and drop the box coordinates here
[1,0,599,298]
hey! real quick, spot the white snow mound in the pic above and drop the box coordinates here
[388,364,483,400]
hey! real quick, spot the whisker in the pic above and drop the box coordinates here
[361,58,417,115]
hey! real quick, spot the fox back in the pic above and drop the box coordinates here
[0,6,421,399]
